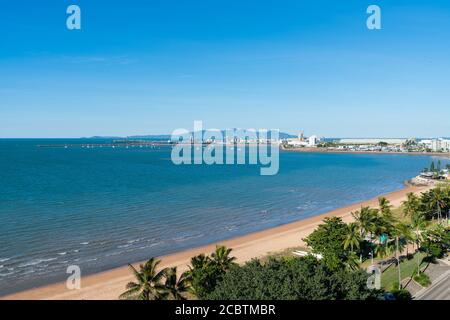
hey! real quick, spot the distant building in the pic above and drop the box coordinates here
[418,139,433,146]
[431,138,450,152]
[338,138,407,145]
[308,135,319,146]
[287,140,309,147]
[286,132,320,148]
[298,131,305,141]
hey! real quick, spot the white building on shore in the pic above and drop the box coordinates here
[308,135,319,146]
[286,133,320,147]
[431,138,450,152]
[418,139,433,149]
[337,138,407,145]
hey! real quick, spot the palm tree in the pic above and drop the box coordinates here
[164,267,191,300]
[378,197,395,224]
[411,212,427,276]
[344,252,360,271]
[352,206,378,262]
[211,245,237,273]
[189,253,211,270]
[374,209,396,263]
[120,257,168,300]
[428,187,446,223]
[186,253,211,296]
[187,247,236,298]
[421,224,449,262]
[402,192,421,219]
[402,192,424,255]
[343,222,362,254]
[441,186,450,225]
[376,199,397,260]
[391,223,412,290]
[394,233,402,290]
[396,222,414,256]
[374,240,393,259]
[379,196,391,212]
[430,160,435,173]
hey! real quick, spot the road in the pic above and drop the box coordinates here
[416,271,450,300]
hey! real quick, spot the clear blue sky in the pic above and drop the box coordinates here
[1,0,449,138]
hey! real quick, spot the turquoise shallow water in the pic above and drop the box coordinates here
[0,139,447,295]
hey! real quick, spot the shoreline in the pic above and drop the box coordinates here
[1,184,433,300]
[282,148,450,157]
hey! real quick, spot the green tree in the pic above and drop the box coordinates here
[374,239,394,259]
[396,222,414,256]
[378,197,395,225]
[206,256,381,300]
[391,223,411,290]
[120,258,168,300]
[420,187,450,222]
[211,245,237,273]
[352,207,378,238]
[188,254,215,298]
[304,217,354,270]
[343,222,362,254]
[188,246,236,299]
[426,187,447,223]
[391,289,412,300]
[164,267,191,300]
[420,225,450,261]
[411,212,428,275]
[402,192,421,219]
[351,206,378,261]
[375,198,398,255]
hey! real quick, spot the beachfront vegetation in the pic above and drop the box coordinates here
[303,217,359,270]
[164,267,192,300]
[119,257,191,300]
[121,186,449,300]
[206,256,380,300]
[390,288,413,300]
[121,245,380,300]
[188,245,237,298]
[304,186,449,295]
[422,160,450,180]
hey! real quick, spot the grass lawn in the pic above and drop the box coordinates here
[259,246,309,263]
[380,252,428,290]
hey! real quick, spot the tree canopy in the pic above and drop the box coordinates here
[206,256,379,300]
[303,217,355,270]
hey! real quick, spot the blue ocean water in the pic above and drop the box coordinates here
[0,139,447,295]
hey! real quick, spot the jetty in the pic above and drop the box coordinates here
[36,140,214,149]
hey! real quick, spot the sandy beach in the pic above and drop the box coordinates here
[1,184,432,300]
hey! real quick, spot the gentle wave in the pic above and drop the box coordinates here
[17,258,57,268]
